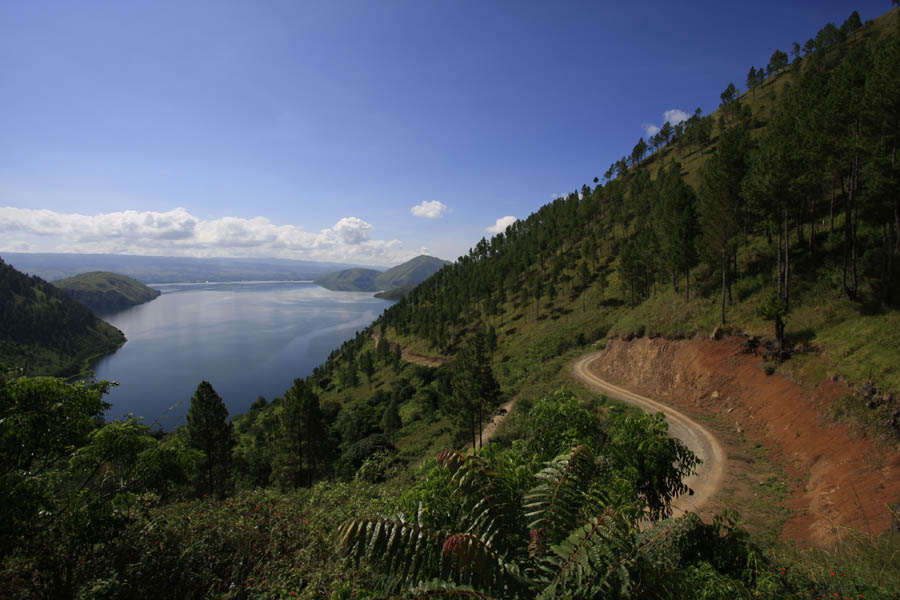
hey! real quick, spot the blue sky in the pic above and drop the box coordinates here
[0,0,891,266]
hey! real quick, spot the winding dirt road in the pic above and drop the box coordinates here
[572,352,727,517]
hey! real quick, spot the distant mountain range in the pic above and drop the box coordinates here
[2,253,367,284]
[315,255,450,293]
[52,271,161,313]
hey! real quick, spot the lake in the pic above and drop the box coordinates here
[92,281,392,428]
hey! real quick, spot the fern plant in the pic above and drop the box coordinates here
[340,446,663,598]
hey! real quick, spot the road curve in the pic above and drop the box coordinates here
[571,352,727,517]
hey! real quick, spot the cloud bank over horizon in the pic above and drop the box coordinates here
[0,206,420,265]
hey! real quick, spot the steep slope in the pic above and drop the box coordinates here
[0,258,126,376]
[53,271,161,313]
[373,255,449,290]
[294,7,899,552]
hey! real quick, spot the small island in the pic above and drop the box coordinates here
[53,271,161,313]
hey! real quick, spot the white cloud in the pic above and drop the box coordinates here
[0,206,416,265]
[663,109,689,125]
[410,200,449,219]
[485,216,517,234]
[328,216,373,244]
[643,109,691,138]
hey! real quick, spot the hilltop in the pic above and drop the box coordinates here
[53,271,161,313]
[0,258,126,376]
[315,254,449,292]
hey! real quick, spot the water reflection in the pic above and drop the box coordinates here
[93,281,392,428]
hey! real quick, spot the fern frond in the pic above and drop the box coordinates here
[437,449,466,473]
[339,515,530,597]
[537,507,637,599]
[522,445,599,552]
[339,515,450,592]
[446,454,525,554]
[441,533,529,596]
[407,579,498,598]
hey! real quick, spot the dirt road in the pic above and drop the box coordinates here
[572,352,726,517]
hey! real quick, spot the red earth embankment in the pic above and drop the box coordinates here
[589,336,900,546]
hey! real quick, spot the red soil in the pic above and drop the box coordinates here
[589,335,900,547]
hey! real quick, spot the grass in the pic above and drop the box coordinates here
[776,527,900,599]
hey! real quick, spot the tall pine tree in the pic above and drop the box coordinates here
[186,381,235,497]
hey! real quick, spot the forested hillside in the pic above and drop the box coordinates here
[0,258,126,376]
[2,8,899,599]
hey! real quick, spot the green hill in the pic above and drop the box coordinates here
[373,255,450,290]
[314,267,382,291]
[53,271,161,313]
[315,255,449,292]
[0,258,126,376]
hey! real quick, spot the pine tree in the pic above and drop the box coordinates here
[186,380,235,497]
[449,332,502,449]
[698,124,751,324]
[381,398,401,443]
[277,378,326,487]
[359,350,375,387]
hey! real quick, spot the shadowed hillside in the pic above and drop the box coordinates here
[0,258,126,376]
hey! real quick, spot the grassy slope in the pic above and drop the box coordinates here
[294,10,900,490]
[53,271,161,312]
[351,12,900,453]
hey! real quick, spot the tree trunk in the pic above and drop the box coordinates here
[809,212,815,253]
[894,142,899,252]
[785,211,791,309]
[852,165,859,298]
[727,249,734,304]
[775,312,785,351]
[842,175,856,300]
[721,246,727,325]
[777,224,783,298]
[883,223,893,306]
[830,189,836,233]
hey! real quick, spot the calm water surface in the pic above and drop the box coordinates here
[93,281,391,428]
